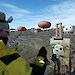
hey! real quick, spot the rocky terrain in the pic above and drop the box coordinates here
[7,30,75,75]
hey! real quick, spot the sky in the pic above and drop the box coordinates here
[0,0,75,29]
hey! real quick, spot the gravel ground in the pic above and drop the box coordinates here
[7,30,75,75]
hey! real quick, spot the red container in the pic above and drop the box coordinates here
[38,21,51,28]
[16,26,27,31]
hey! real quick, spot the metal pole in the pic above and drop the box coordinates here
[65,65,68,75]
[56,24,58,37]
[54,22,63,40]
[54,62,57,75]
[57,60,60,75]
[69,44,71,75]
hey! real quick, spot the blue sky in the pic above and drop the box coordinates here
[0,0,75,29]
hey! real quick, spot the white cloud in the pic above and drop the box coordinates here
[3,3,30,14]
[37,0,75,27]
[1,3,31,18]
[21,0,75,28]
[10,0,75,29]
[1,1,75,29]
[41,0,75,16]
